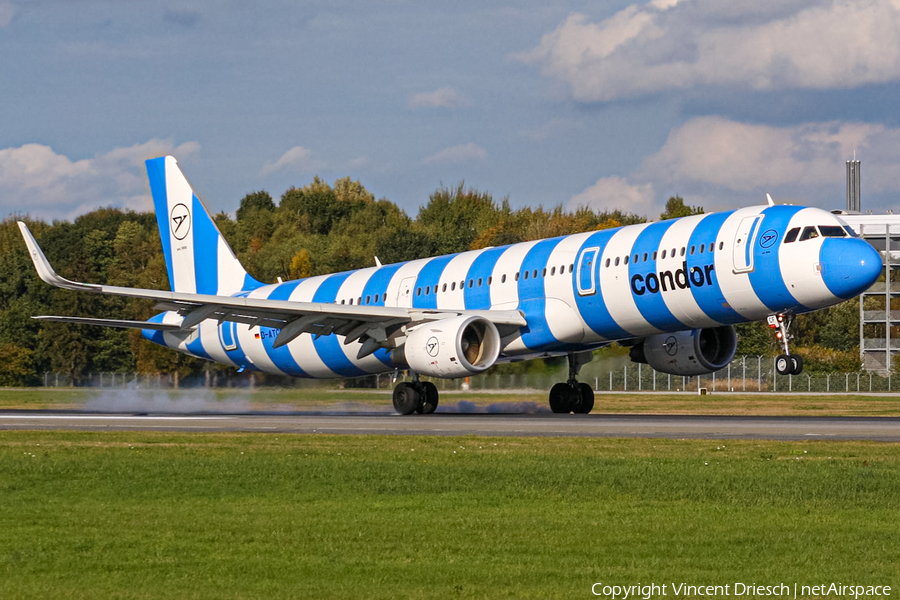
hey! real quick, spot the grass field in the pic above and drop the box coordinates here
[2,386,900,416]
[1,431,898,599]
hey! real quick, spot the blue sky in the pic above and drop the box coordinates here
[2,0,900,221]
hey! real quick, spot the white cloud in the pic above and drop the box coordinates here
[422,143,487,165]
[573,116,900,215]
[409,87,471,109]
[0,2,16,27]
[567,176,656,215]
[516,0,900,102]
[641,116,900,194]
[261,146,326,175]
[0,139,200,220]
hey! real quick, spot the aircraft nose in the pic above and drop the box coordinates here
[820,237,883,299]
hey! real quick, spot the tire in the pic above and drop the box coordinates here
[573,382,594,414]
[392,382,419,415]
[790,354,804,375]
[420,381,439,414]
[549,382,572,413]
[775,354,792,376]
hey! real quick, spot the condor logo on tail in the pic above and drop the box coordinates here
[631,261,715,296]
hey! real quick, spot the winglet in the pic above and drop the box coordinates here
[17,222,100,292]
[766,193,775,207]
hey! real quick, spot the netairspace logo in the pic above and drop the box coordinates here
[591,582,892,599]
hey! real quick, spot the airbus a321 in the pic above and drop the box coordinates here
[18,156,882,414]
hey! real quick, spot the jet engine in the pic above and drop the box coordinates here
[395,315,501,378]
[629,326,737,376]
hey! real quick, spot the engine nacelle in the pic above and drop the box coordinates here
[396,315,501,379]
[630,326,737,376]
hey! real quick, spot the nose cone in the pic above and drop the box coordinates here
[820,238,883,299]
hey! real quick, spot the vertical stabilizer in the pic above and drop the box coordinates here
[146,156,262,295]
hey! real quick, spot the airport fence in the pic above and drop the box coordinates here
[37,355,900,393]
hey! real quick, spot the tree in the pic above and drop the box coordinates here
[659,196,703,220]
[235,191,275,221]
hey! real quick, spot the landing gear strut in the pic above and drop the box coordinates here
[392,376,439,415]
[549,351,595,414]
[768,313,803,375]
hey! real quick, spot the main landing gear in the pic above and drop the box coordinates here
[768,313,803,376]
[392,377,439,415]
[548,350,595,414]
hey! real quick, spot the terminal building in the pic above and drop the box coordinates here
[833,160,900,375]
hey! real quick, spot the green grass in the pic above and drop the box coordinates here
[1,432,898,599]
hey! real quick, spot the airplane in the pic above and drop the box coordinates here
[18,156,882,414]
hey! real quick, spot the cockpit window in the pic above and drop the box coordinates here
[818,225,847,238]
[784,227,800,243]
[799,226,819,241]
[843,225,860,238]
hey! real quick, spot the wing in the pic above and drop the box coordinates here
[19,222,526,358]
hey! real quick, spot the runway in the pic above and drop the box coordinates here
[2,412,900,441]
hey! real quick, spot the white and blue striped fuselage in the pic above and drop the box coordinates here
[145,204,881,378]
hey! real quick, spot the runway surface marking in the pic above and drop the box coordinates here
[2,412,900,441]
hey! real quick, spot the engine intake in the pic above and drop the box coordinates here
[395,315,501,379]
[630,326,737,376]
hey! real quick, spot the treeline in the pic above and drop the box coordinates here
[0,181,861,385]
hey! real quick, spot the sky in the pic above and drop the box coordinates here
[2,0,900,222]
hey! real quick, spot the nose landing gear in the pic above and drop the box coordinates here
[549,350,595,414]
[769,313,803,375]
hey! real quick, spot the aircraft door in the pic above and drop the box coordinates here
[576,247,600,296]
[733,216,762,273]
[219,320,238,351]
[397,276,416,308]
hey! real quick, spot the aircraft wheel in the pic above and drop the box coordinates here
[573,382,594,414]
[790,355,804,375]
[549,382,573,413]
[393,382,419,415]
[775,354,792,376]
[419,381,439,414]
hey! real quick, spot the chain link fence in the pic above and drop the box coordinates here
[39,355,899,393]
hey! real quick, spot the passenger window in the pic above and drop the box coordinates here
[542,268,546,277]
[568,264,574,273]
[488,276,492,285]
[819,225,846,237]
[615,257,620,266]
[718,241,724,250]
[690,246,695,255]
[642,253,648,261]
[477,277,482,287]
[468,279,473,288]
[680,247,685,256]
[366,295,371,304]
[515,272,520,281]
[784,227,800,243]
[551,266,557,276]
[624,255,629,265]
[652,251,657,260]
[451,282,456,291]
[605,259,610,268]
[416,288,421,296]
[699,244,705,253]
[425,286,430,295]
[661,250,667,259]
[501,274,506,284]
[442,284,447,293]
[633,254,639,263]
[523,271,529,280]
[799,226,819,241]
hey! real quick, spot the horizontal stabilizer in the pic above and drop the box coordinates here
[33,316,183,330]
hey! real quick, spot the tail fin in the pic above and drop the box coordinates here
[146,156,263,295]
